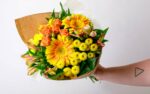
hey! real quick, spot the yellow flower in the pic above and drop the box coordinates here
[45,35,74,67]
[48,19,54,26]
[73,39,81,47]
[88,52,95,58]
[29,33,43,46]
[71,66,80,75]
[85,38,93,45]
[90,43,98,51]
[72,52,80,59]
[56,60,65,69]
[70,59,78,66]
[79,52,87,61]
[63,67,72,77]
[65,58,70,66]
[62,14,91,34]
[79,43,87,51]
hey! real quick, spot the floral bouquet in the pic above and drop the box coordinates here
[15,3,108,81]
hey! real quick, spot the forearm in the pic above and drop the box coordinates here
[95,59,150,86]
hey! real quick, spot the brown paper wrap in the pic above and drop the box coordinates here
[15,12,99,80]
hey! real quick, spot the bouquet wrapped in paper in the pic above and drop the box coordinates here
[15,3,108,81]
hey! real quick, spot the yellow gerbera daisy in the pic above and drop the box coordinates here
[45,35,74,67]
[62,14,91,34]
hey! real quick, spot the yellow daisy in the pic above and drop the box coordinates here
[45,35,74,68]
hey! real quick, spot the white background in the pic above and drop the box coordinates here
[0,0,150,94]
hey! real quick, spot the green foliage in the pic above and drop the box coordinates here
[27,46,51,76]
[51,9,56,19]
[59,2,72,20]
[35,62,46,70]
[94,29,103,40]
[89,75,98,83]
[46,2,72,20]
[87,58,97,70]
[67,8,71,16]
[102,39,108,43]
[59,2,67,20]
[78,58,97,76]
[48,69,63,80]
[94,27,109,41]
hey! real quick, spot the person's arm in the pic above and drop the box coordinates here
[94,59,150,86]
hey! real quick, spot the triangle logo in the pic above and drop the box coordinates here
[135,67,144,77]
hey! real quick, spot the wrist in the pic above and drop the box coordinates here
[94,65,105,80]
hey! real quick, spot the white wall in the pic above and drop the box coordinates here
[0,0,150,94]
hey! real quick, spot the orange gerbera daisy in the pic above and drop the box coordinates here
[62,14,90,34]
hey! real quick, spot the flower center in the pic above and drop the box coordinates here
[57,47,65,54]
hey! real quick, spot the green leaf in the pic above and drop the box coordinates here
[67,8,71,16]
[40,70,44,76]
[102,39,108,43]
[48,69,63,80]
[51,9,56,19]
[78,66,91,76]
[24,50,30,55]
[103,27,109,36]
[100,27,109,41]
[35,63,46,70]
[87,58,97,70]
[89,75,99,83]
[94,29,103,40]
[59,2,67,20]
[80,61,87,71]
[28,49,35,56]
[94,28,109,42]
[78,58,97,76]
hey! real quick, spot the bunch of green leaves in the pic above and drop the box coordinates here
[78,58,97,76]
[25,46,51,75]
[78,58,99,82]
[94,27,109,43]
[47,2,71,20]
[59,2,71,20]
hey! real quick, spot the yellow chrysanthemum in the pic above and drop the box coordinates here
[45,35,75,67]
[48,19,54,26]
[29,33,43,46]
[62,14,90,34]
[63,67,72,77]
[71,66,80,75]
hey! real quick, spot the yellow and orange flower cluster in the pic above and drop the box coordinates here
[22,4,108,80]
